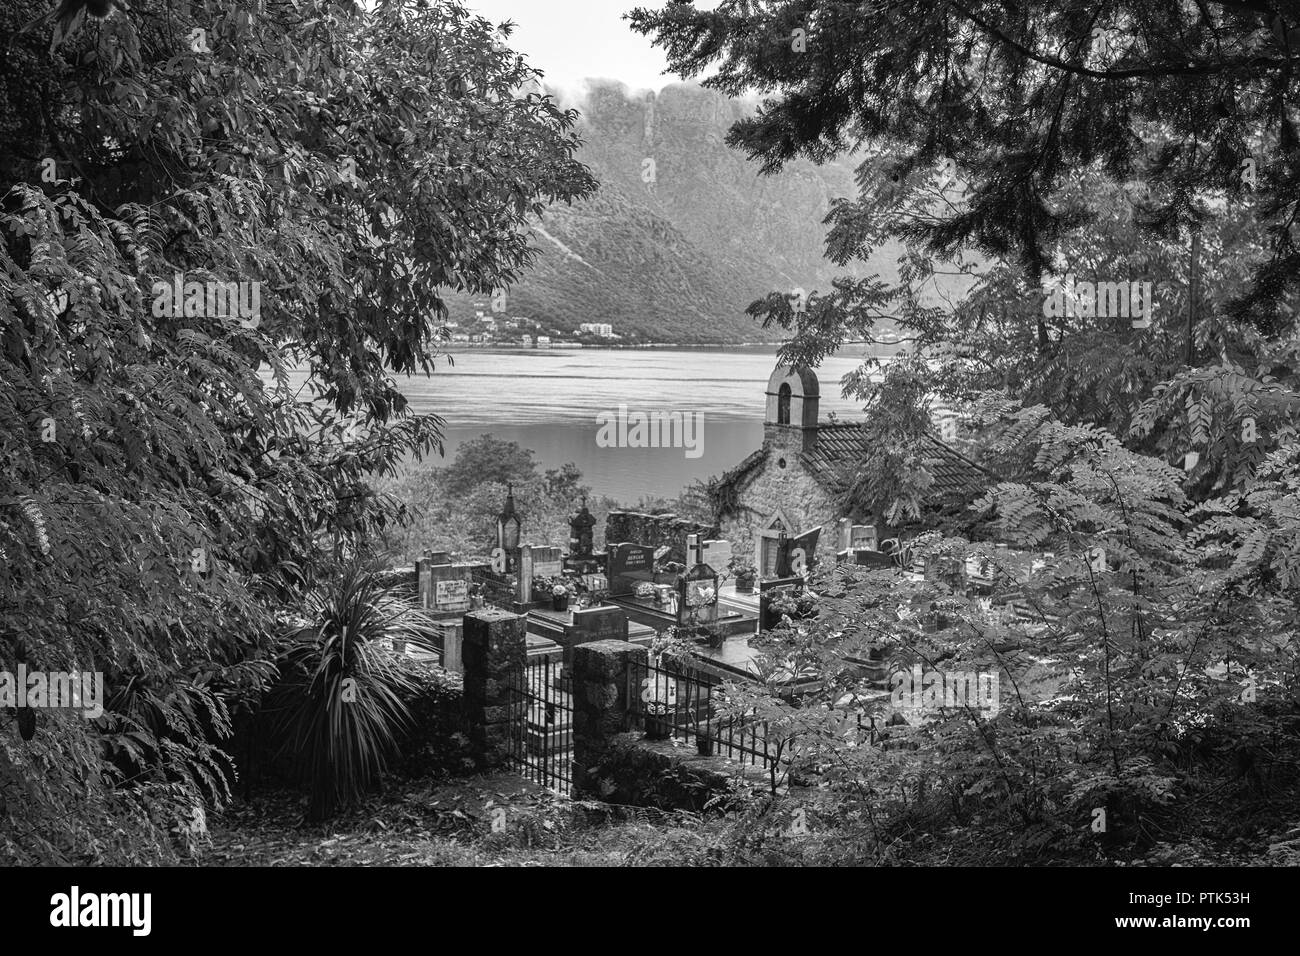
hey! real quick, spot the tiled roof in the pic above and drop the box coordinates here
[801,423,988,502]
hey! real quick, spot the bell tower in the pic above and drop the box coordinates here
[764,364,820,453]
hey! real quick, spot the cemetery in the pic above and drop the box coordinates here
[380,401,1090,805]
[8,0,1298,884]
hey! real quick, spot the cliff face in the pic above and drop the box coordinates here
[445,81,910,343]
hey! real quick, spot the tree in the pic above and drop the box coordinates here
[438,434,542,497]
[0,0,594,862]
[630,2,1300,510]
[631,2,1300,861]
[373,436,603,565]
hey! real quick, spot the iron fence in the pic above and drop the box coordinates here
[506,656,573,795]
[627,658,883,776]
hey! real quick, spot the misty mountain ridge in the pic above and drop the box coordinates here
[442,80,925,344]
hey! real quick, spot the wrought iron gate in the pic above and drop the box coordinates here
[506,656,573,795]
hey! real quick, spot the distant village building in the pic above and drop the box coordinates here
[519,334,533,348]
[712,364,986,578]
[536,335,552,349]
[579,322,615,337]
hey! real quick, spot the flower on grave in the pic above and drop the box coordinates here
[770,591,800,616]
[552,583,570,597]
[635,582,656,598]
[686,585,717,608]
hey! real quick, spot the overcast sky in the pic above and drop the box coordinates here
[463,0,722,94]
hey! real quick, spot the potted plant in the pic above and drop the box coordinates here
[551,581,571,612]
[731,560,757,593]
[468,582,485,610]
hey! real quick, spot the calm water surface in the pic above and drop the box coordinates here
[289,345,886,502]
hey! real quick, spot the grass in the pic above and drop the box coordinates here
[201,772,1300,867]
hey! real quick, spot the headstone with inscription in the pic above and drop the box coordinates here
[419,558,475,613]
[562,606,629,670]
[608,542,655,595]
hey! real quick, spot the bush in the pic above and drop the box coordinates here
[383,653,473,780]
[263,564,442,821]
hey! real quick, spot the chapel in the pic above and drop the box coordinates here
[712,363,987,577]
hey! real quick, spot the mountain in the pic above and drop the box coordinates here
[443,80,916,344]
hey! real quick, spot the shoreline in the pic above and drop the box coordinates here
[439,338,885,352]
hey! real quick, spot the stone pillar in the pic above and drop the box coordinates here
[570,639,647,798]
[461,609,526,769]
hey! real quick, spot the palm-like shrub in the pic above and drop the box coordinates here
[267,564,440,821]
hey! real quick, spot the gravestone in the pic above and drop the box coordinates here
[558,606,630,674]
[419,558,475,613]
[758,575,804,631]
[608,542,654,595]
[435,578,469,609]
[679,561,719,628]
[532,546,563,579]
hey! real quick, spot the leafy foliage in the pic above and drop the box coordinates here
[372,434,610,564]
[631,0,1300,861]
[265,563,440,822]
[0,0,592,861]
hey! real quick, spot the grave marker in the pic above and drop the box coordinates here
[608,542,655,595]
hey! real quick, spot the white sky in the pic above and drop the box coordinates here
[463,0,722,94]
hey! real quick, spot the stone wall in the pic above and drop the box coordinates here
[605,511,720,565]
[580,733,746,812]
[569,639,764,812]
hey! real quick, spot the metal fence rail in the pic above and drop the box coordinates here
[628,659,884,776]
[628,659,777,769]
[506,656,573,795]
